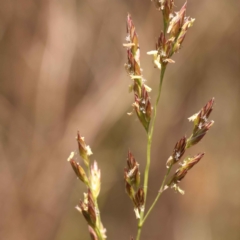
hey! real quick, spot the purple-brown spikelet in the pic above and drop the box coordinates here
[135,187,145,209]
[124,150,145,218]
[187,98,215,148]
[76,131,93,166]
[69,159,89,185]
[166,136,187,168]
[125,150,140,189]
[169,153,205,184]
[77,189,97,228]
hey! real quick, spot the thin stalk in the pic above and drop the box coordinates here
[141,164,173,225]
[136,226,142,240]
[94,201,105,240]
[87,165,105,240]
[143,65,166,205]
[94,227,104,240]
[136,65,167,240]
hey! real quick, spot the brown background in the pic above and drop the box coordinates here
[0,0,239,239]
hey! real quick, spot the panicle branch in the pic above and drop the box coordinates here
[68,132,106,240]
[123,14,152,132]
[148,1,195,70]
[164,98,214,194]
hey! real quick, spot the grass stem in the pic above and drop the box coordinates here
[136,65,167,240]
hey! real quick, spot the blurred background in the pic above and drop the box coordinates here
[0,0,239,239]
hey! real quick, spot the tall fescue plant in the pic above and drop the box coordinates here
[68,1,214,239]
